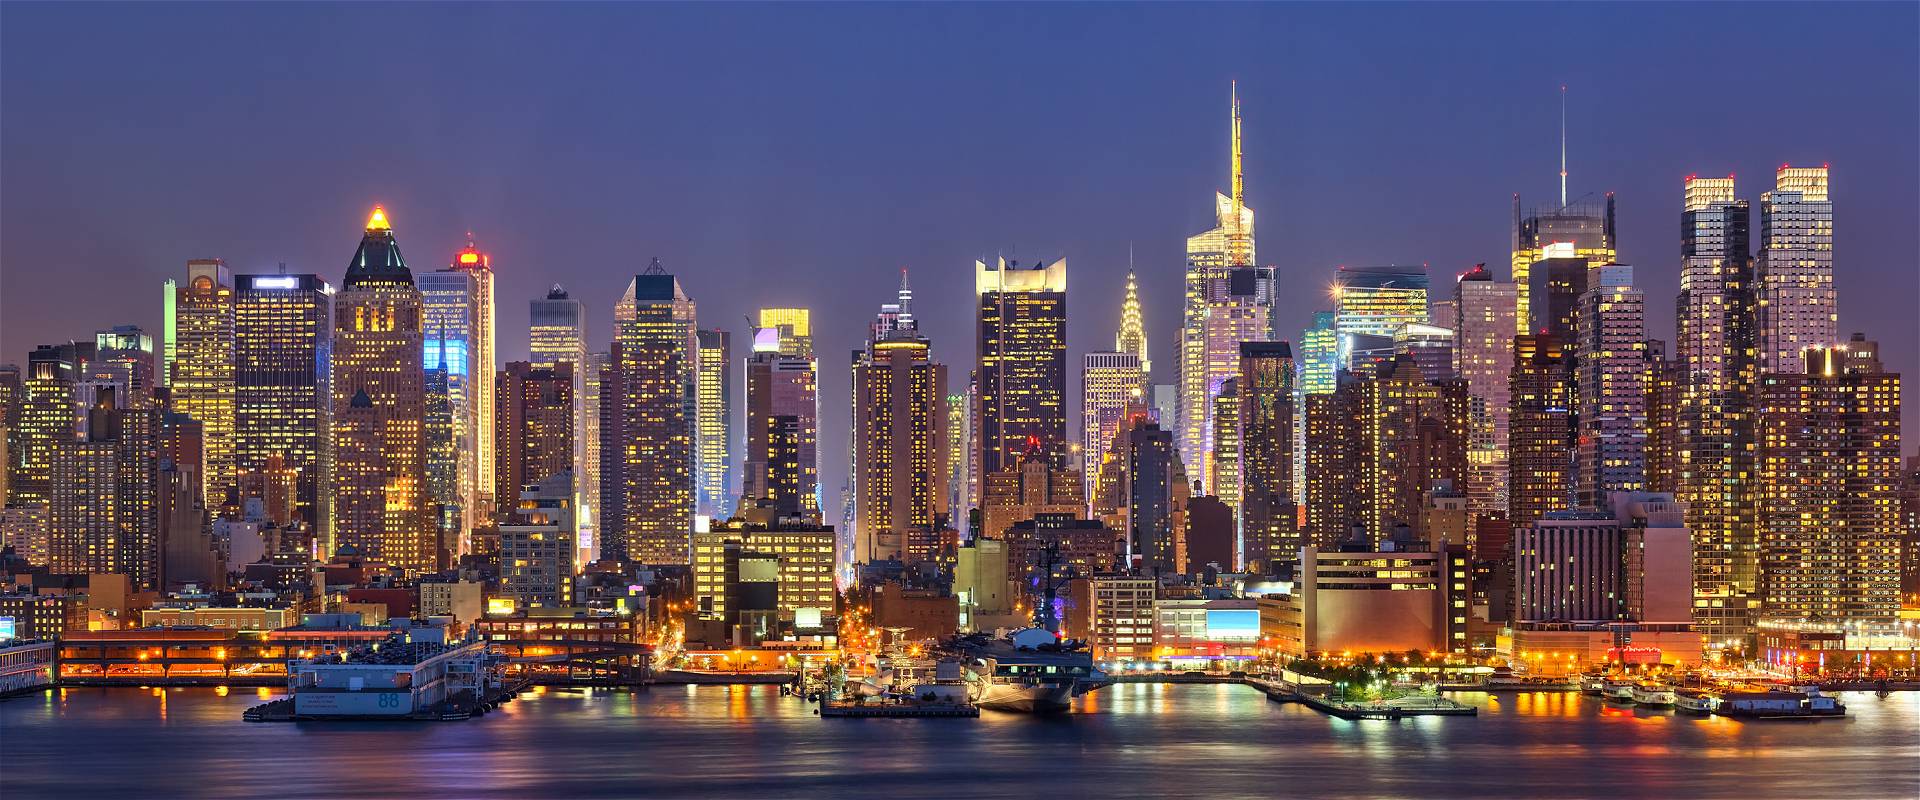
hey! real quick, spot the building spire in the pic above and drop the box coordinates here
[896,266,914,326]
[1559,84,1568,208]
[1231,79,1244,218]
[1118,264,1150,376]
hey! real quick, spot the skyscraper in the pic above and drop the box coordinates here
[1302,384,1358,550]
[1508,334,1572,527]
[233,273,333,537]
[419,237,497,545]
[331,206,431,570]
[975,256,1068,478]
[695,329,733,518]
[1127,421,1181,576]
[1573,263,1647,505]
[1115,268,1151,378]
[50,388,159,588]
[1756,166,1835,375]
[1452,264,1518,518]
[170,258,236,507]
[1295,311,1339,506]
[1180,83,1271,493]
[1081,352,1144,492]
[530,284,590,523]
[1756,336,1901,624]
[1355,356,1469,542]
[852,295,947,563]
[1210,379,1240,508]
[601,265,695,563]
[15,342,90,511]
[744,319,818,521]
[0,364,19,508]
[1511,195,1616,337]
[496,361,575,521]
[1334,265,1429,372]
[1237,341,1295,572]
[756,308,813,358]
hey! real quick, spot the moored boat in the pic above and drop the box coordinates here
[1716,687,1846,719]
[947,628,1107,714]
[1629,683,1676,707]
[1674,688,1719,715]
[1603,677,1637,702]
[1578,673,1607,696]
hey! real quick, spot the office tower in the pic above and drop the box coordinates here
[852,319,947,564]
[1082,352,1143,491]
[93,326,156,401]
[233,273,332,536]
[1180,83,1272,492]
[945,392,969,531]
[170,258,236,506]
[1355,356,1469,542]
[1295,311,1338,506]
[1508,334,1573,526]
[581,349,609,541]
[331,207,431,570]
[1211,380,1240,508]
[1238,341,1294,572]
[499,471,576,609]
[13,343,87,510]
[1334,265,1430,353]
[694,520,837,628]
[1393,323,1456,382]
[1511,512,1625,623]
[0,364,17,508]
[757,308,813,358]
[49,388,158,588]
[1643,342,1684,496]
[1302,385,1359,550]
[496,362,575,518]
[530,285,590,519]
[1116,268,1151,379]
[1675,175,1761,643]
[601,265,696,563]
[419,237,497,543]
[980,445,1083,546]
[1756,166,1835,375]
[975,256,1068,477]
[695,329,733,518]
[1574,263,1647,505]
[1126,421,1181,575]
[744,340,818,521]
[1452,264,1518,518]
[1756,336,1901,623]
[1512,195,1616,337]
[1901,453,1920,598]
[423,364,459,559]
[157,405,217,588]
[1091,402,1156,536]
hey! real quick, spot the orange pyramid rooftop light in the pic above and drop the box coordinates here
[365,205,391,232]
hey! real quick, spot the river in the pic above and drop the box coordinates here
[2,684,1915,798]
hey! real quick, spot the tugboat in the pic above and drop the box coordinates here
[1630,682,1677,707]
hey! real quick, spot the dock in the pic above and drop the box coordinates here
[819,701,979,718]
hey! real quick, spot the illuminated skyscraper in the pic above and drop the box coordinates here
[1237,341,1295,572]
[419,238,497,546]
[1180,83,1271,493]
[1302,383,1359,549]
[1508,334,1572,527]
[1115,268,1150,378]
[50,387,159,588]
[601,264,696,563]
[495,362,574,518]
[1574,263,1647,506]
[233,273,333,536]
[581,349,609,549]
[1294,311,1338,506]
[744,307,819,521]
[530,284,590,522]
[695,329,733,518]
[170,258,236,507]
[1756,166,1835,375]
[14,342,89,511]
[1355,356,1469,542]
[1512,195,1616,337]
[1676,175,1760,644]
[1334,265,1429,371]
[1211,379,1240,508]
[331,206,431,570]
[0,364,18,508]
[975,256,1068,478]
[945,392,969,531]
[1452,265,1518,518]
[853,307,947,563]
[1081,352,1143,493]
[1756,336,1901,623]
[757,308,813,358]
[92,326,156,401]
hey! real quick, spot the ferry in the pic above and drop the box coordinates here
[1578,673,1608,696]
[1717,686,1846,719]
[1602,677,1637,702]
[1629,683,1676,707]
[1674,688,1719,715]
[947,629,1107,713]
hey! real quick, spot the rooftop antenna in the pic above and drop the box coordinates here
[1559,84,1568,209]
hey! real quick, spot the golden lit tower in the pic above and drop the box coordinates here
[695,328,733,518]
[853,289,948,563]
[331,206,432,570]
[1756,166,1835,375]
[419,236,497,549]
[975,257,1069,480]
[170,258,236,507]
[233,273,333,538]
[1115,265,1150,379]
[601,262,697,563]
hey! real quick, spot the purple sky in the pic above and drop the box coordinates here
[4,3,1916,505]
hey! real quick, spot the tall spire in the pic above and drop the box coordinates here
[896,266,914,327]
[1551,84,1566,209]
[1231,79,1244,218]
[1118,265,1150,376]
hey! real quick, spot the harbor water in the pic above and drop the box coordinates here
[3,684,1916,798]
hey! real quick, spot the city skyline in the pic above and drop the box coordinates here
[3,5,1916,511]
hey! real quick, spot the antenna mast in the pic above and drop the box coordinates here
[1559,85,1568,208]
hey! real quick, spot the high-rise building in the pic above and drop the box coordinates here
[499,471,576,609]
[1355,356,1469,542]
[1210,379,1240,509]
[581,349,609,547]
[92,326,156,401]
[1675,175,1761,645]
[601,265,696,564]
[980,444,1083,547]
[530,285,590,523]
[1756,335,1900,624]
[852,323,947,564]
[1295,311,1338,506]
[1452,264,1518,518]
[1334,266,1430,365]
[756,308,813,358]
[1238,341,1294,573]
[170,258,236,507]
[233,273,333,538]
[1116,269,1151,378]
[419,237,498,546]
[945,392,969,532]
[975,256,1068,478]
[743,336,818,521]
[1180,83,1271,493]
[1302,383,1359,550]
[496,362,575,519]
[1756,166,1834,375]
[1126,421,1181,575]
[1643,342,1685,496]
[1392,322,1456,383]
[1081,352,1143,491]
[331,207,431,570]
[1573,263,1647,506]
[13,344,85,510]
[1508,334,1573,527]
[1511,195,1616,337]
[695,329,733,518]
[0,364,18,508]
[49,388,159,588]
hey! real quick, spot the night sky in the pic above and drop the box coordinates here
[4,3,1916,506]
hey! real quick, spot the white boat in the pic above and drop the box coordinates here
[1578,674,1608,696]
[1603,677,1637,702]
[1630,683,1676,707]
[1674,688,1719,715]
[949,628,1106,714]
